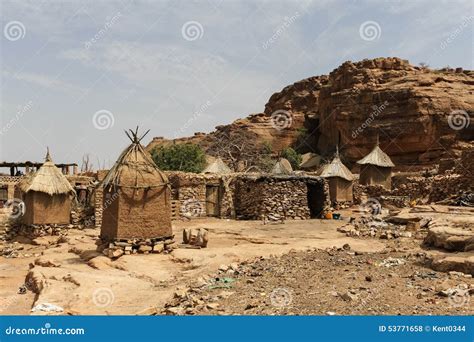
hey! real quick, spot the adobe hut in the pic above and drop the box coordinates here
[357,143,395,189]
[316,152,355,203]
[100,128,172,243]
[19,150,75,225]
[271,158,293,175]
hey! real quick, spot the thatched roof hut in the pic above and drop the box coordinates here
[20,150,74,196]
[271,158,293,175]
[19,150,75,225]
[203,157,232,174]
[100,128,172,241]
[357,143,394,189]
[316,152,354,202]
[316,156,354,181]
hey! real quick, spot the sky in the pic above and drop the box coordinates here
[0,0,472,169]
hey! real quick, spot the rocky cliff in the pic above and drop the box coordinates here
[147,57,474,171]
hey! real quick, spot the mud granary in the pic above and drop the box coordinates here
[100,129,172,242]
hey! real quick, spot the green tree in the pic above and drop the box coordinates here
[151,143,206,173]
[281,147,302,170]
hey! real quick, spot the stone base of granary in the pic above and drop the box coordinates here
[97,236,175,258]
[3,223,83,240]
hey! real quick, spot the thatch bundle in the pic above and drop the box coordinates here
[19,150,74,196]
[102,128,169,190]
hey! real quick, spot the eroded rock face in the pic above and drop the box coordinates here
[147,57,474,170]
[315,58,474,169]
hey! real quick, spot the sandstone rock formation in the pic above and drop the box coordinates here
[147,57,474,171]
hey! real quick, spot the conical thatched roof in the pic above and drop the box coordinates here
[271,158,293,175]
[357,145,395,168]
[102,128,169,189]
[316,155,354,181]
[19,149,75,196]
[203,157,232,174]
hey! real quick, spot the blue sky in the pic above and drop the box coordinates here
[0,0,472,169]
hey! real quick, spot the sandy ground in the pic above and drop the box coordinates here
[0,206,472,315]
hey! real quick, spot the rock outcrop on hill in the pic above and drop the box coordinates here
[146,57,474,171]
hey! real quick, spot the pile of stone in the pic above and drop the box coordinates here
[338,215,429,239]
[4,224,71,240]
[98,237,175,258]
[0,242,25,258]
[71,205,95,226]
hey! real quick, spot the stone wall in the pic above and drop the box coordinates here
[354,172,474,205]
[234,176,328,220]
[165,171,236,219]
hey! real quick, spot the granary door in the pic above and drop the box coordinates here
[205,185,220,217]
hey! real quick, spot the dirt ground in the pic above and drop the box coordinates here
[0,206,472,315]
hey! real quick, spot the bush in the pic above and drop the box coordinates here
[281,147,302,170]
[151,143,206,173]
